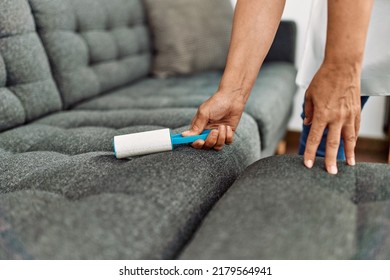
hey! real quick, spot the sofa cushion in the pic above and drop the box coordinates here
[0,0,62,132]
[74,62,297,151]
[143,0,233,77]
[29,0,152,108]
[180,155,390,260]
[0,109,260,259]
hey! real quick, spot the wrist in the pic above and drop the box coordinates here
[218,77,253,104]
[321,58,362,77]
[323,53,363,72]
[216,85,249,106]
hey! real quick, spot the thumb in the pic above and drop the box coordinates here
[304,92,313,125]
[182,110,208,136]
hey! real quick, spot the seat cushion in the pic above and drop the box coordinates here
[29,0,152,108]
[0,109,260,259]
[0,0,62,132]
[75,62,297,151]
[180,155,390,260]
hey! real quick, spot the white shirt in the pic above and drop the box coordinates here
[296,0,390,96]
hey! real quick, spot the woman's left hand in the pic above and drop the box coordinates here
[303,61,362,174]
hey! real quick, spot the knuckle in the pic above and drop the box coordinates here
[327,140,340,149]
[307,135,321,145]
[313,116,327,126]
[192,124,201,132]
[217,133,226,141]
[334,112,343,122]
[344,134,356,143]
[210,130,218,139]
[198,107,207,117]
[205,138,217,149]
[355,114,361,122]
[354,106,361,115]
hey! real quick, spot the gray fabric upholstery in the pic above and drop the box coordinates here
[0,0,62,132]
[75,62,297,151]
[0,0,297,260]
[0,109,260,259]
[29,0,152,108]
[143,0,233,77]
[180,155,390,260]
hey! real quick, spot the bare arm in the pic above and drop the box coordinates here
[220,0,286,102]
[303,0,373,174]
[182,0,285,150]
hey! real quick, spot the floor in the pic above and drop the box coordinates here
[284,131,389,164]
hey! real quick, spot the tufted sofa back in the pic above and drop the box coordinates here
[29,0,152,109]
[0,0,62,132]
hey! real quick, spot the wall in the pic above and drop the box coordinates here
[230,0,387,139]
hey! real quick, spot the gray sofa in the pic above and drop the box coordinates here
[0,0,297,259]
[182,155,390,260]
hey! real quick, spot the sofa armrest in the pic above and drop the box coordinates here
[264,20,297,64]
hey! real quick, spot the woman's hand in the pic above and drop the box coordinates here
[182,90,246,151]
[303,61,362,174]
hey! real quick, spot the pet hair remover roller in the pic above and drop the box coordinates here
[113,129,211,159]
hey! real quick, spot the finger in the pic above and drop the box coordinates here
[226,125,234,144]
[354,113,361,141]
[191,139,205,149]
[304,92,314,125]
[182,108,208,136]
[203,129,219,150]
[325,124,342,174]
[342,123,357,166]
[214,125,226,151]
[303,119,326,169]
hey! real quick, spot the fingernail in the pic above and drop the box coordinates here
[348,157,356,166]
[182,130,190,135]
[329,165,338,175]
[305,160,313,168]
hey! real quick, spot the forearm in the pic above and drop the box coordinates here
[325,0,373,69]
[219,0,285,102]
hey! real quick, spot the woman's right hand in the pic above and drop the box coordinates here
[182,90,246,151]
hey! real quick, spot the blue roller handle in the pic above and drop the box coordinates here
[171,130,211,145]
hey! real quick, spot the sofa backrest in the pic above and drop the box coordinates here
[29,0,152,109]
[0,0,62,132]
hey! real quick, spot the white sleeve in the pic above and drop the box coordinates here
[296,0,390,96]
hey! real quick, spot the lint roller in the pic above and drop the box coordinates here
[113,129,211,159]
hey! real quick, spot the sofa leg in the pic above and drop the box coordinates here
[388,124,390,164]
[276,140,287,155]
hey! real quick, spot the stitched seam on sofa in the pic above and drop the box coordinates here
[1,171,183,208]
[31,122,183,130]
[0,31,36,40]
[0,88,25,129]
[51,53,150,76]
[6,77,53,88]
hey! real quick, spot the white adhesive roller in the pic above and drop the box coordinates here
[113,129,211,159]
